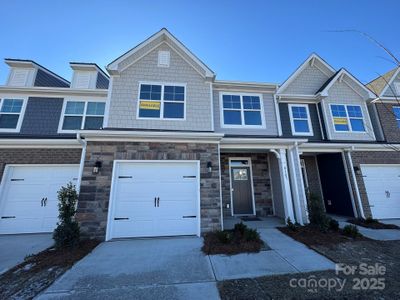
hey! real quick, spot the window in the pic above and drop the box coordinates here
[393,107,400,128]
[0,98,25,130]
[288,104,313,135]
[138,83,185,119]
[221,93,264,127]
[330,104,365,132]
[61,100,105,131]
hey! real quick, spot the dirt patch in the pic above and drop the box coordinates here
[218,240,400,299]
[278,225,369,247]
[202,225,266,255]
[0,239,100,299]
[348,218,399,230]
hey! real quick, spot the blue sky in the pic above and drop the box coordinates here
[0,0,398,85]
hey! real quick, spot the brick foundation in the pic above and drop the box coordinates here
[77,142,221,239]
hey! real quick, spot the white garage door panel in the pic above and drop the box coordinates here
[109,161,199,239]
[0,165,79,234]
[361,165,400,219]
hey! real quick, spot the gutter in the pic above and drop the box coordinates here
[76,133,87,193]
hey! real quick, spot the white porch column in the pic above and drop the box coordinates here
[287,145,309,225]
[275,149,295,223]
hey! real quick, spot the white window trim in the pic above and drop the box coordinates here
[58,98,106,133]
[329,103,366,133]
[219,92,266,129]
[136,81,187,121]
[288,104,314,136]
[393,106,400,128]
[0,96,28,133]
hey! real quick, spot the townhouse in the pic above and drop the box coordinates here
[0,28,399,240]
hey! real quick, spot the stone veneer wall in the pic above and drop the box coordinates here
[0,148,82,180]
[220,153,273,217]
[77,141,221,239]
[346,151,400,218]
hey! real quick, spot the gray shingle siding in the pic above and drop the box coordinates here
[96,72,109,89]
[34,69,69,88]
[19,97,64,135]
[279,103,323,140]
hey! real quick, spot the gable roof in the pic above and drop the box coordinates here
[107,28,215,78]
[366,67,399,97]
[4,58,70,85]
[277,53,336,94]
[316,68,376,99]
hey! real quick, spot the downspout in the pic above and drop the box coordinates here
[346,147,365,219]
[76,133,87,193]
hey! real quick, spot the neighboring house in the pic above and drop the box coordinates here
[0,28,399,241]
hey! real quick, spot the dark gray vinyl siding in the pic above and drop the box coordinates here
[368,103,386,142]
[317,103,327,140]
[279,103,323,141]
[20,97,65,135]
[34,69,70,88]
[96,72,109,89]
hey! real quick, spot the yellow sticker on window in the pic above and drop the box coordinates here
[139,101,160,110]
[333,117,348,125]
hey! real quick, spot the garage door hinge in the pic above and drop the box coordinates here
[1,216,16,219]
[114,217,129,220]
[182,215,196,218]
[10,178,24,181]
[183,176,196,178]
[118,176,133,179]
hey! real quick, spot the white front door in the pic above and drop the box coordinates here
[108,161,199,239]
[0,165,79,234]
[361,165,400,219]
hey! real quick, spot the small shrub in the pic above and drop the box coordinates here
[365,217,378,224]
[343,224,360,238]
[234,222,247,235]
[53,182,80,249]
[215,230,232,244]
[286,217,297,231]
[244,228,260,241]
[329,219,339,231]
[308,193,329,231]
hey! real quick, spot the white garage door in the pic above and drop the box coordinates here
[361,165,400,219]
[0,165,79,234]
[107,161,200,240]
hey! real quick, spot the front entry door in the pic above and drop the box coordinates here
[231,163,254,215]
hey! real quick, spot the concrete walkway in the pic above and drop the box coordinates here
[0,233,53,275]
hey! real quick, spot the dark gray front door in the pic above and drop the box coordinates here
[231,166,254,215]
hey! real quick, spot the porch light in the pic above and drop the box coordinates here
[207,161,212,173]
[93,160,102,174]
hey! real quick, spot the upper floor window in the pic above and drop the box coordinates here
[0,98,26,131]
[393,106,400,128]
[288,104,313,135]
[221,93,264,128]
[137,83,185,119]
[60,100,105,132]
[330,104,365,132]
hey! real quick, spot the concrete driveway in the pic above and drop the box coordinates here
[0,233,53,274]
[38,237,219,300]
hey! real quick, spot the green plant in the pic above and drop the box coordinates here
[53,182,80,249]
[365,217,378,224]
[343,224,360,238]
[286,217,297,231]
[234,222,247,235]
[216,230,232,244]
[244,228,260,241]
[329,219,339,231]
[308,193,329,230]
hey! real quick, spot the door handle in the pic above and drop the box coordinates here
[157,197,160,207]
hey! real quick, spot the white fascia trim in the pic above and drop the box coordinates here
[379,67,400,98]
[213,80,278,90]
[318,69,376,99]
[300,142,400,152]
[277,53,336,94]
[220,138,308,150]
[0,86,108,98]
[276,94,319,102]
[107,29,215,78]
[373,96,400,103]
[0,139,81,148]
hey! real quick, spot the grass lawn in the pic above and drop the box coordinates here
[0,239,99,299]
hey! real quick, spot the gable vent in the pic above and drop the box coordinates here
[9,69,30,86]
[74,73,91,89]
[158,51,170,67]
